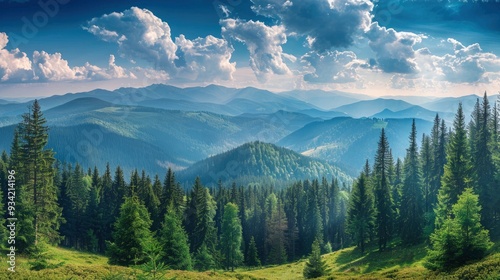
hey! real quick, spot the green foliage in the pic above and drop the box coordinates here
[246,236,261,267]
[220,202,244,271]
[159,203,192,270]
[347,173,375,253]
[136,240,167,280]
[107,195,154,266]
[303,239,330,279]
[400,120,424,245]
[194,243,215,271]
[426,188,492,270]
[373,128,394,251]
[436,104,474,228]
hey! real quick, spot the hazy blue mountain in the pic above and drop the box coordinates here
[380,95,437,105]
[371,105,455,122]
[297,109,348,119]
[177,141,352,187]
[1,100,321,177]
[137,98,239,115]
[0,99,14,105]
[280,89,369,110]
[44,97,113,118]
[278,117,433,174]
[420,94,498,114]
[334,99,415,118]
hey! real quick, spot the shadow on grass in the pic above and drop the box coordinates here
[335,242,427,274]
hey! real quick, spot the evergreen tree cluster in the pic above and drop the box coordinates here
[1,94,499,274]
[346,93,499,271]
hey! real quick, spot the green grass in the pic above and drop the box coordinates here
[0,242,499,279]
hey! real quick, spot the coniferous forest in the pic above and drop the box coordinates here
[0,93,499,279]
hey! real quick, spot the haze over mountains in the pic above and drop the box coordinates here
[0,84,496,184]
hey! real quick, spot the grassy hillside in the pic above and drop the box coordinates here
[2,242,498,279]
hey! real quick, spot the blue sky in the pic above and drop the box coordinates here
[0,0,499,98]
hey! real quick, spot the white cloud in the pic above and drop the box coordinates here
[251,0,373,52]
[221,19,292,82]
[86,7,236,82]
[175,35,235,81]
[33,51,78,81]
[432,38,500,84]
[366,22,423,74]
[85,7,178,73]
[301,50,365,83]
[0,33,32,82]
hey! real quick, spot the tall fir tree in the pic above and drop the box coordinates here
[347,172,375,253]
[159,203,192,270]
[17,100,62,247]
[220,202,244,271]
[435,103,475,228]
[400,120,424,245]
[265,193,288,264]
[471,93,495,230]
[373,128,394,251]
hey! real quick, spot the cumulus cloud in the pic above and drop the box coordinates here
[0,33,32,82]
[86,7,236,82]
[221,19,292,82]
[433,38,500,84]
[85,7,178,73]
[175,35,235,81]
[0,32,135,83]
[251,0,373,52]
[366,22,423,74]
[301,50,365,83]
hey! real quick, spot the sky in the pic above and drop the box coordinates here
[0,0,499,98]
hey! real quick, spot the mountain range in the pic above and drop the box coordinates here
[0,84,496,185]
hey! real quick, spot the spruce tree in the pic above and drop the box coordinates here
[246,236,261,267]
[400,120,424,245]
[373,128,394,251]
[17,100,62,247]
[221,202,244,271]
[194,243,215,271]
[107,195,153,266]
[159,203,192,270]
[472,93,495,230]
[303,238,330,279]
[265,194,288,264]
[435,104,474,227]
[347,172,375,253]
[427,188,492,270]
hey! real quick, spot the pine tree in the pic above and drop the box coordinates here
[186,178,217,255]
[194,243,215,271]
[220,202,244,271]
[421,134,433,213]
[427,188,492,270]
[162,167,184,217]
[246,236,261,267]
[430,115,447,211]
[159,203,192,270]
[303,238,330,279]
[265,194,288,264]
[347,172,375,253]
[98,163,113,253]
[373,128,394,251]
[17,100,62,247]
[435,104,474,228]
[400,120,424,245]
[107,195,153,266]
[471,93,495,230]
